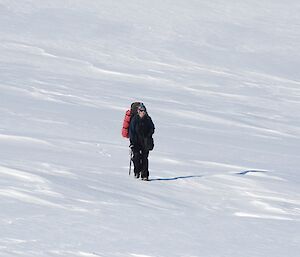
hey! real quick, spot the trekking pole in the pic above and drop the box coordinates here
[129,148,133,176]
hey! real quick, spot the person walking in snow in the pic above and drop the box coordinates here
[129,103,155,180]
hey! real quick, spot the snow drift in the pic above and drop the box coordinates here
[0,1,299,256]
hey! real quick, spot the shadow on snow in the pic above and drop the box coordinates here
[149,175,202,181]
[236,170,268,175]
[149,170,269,181]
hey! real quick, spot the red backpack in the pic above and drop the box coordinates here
[121,102,141,138]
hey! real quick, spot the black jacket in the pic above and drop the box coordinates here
[129,114,155,150]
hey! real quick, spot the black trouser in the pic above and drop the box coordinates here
[132,146,149,178]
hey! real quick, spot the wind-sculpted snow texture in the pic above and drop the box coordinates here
[0,1,299,256]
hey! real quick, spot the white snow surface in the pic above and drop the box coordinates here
[0,1,300,256]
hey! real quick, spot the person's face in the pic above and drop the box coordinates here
[138,109,146,118]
